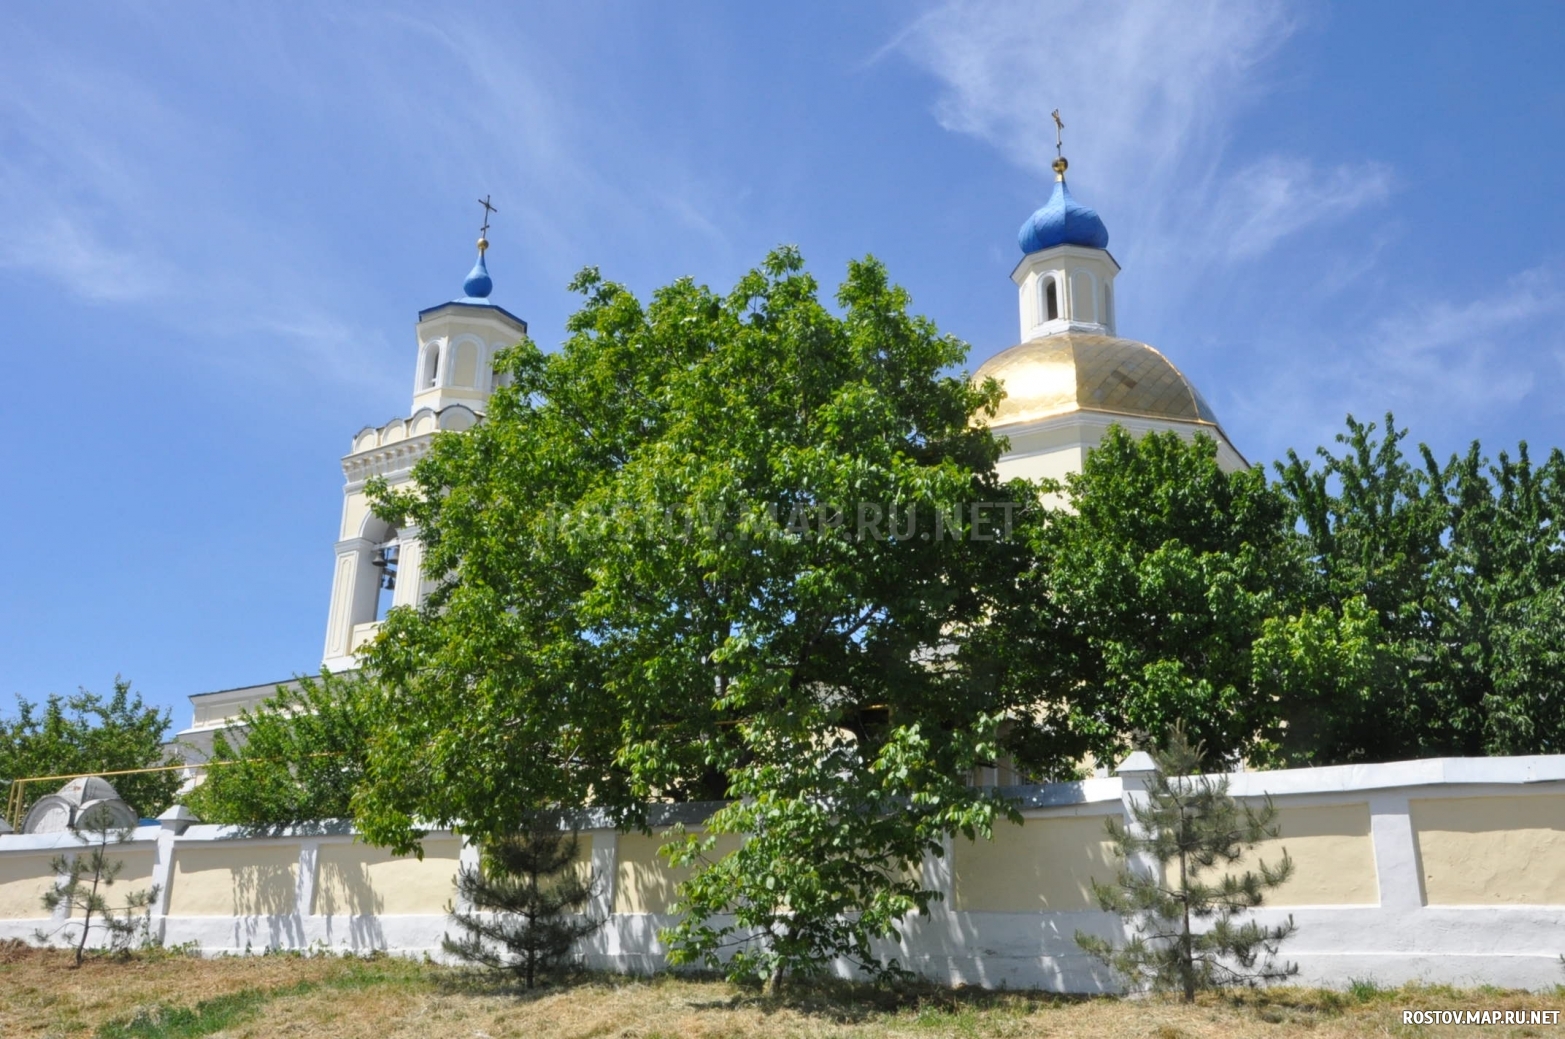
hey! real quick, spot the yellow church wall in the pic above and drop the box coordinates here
[109,848,158,895]
[614,831,743,915]
[167,843,299,917]
[312,838,460,917]
[952,813,1120,912]
[1206,803,1378,906]
[1412,794,1565,905]
[0,853,65,919]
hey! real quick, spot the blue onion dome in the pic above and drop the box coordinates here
[1017,160,1109,254]
[463,240,493,299]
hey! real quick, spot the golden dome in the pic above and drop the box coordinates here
[972,333,1221,429]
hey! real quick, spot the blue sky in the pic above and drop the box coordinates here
[3,2,1563,726]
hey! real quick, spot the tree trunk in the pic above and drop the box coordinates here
[74,855,103,969]
[762,963,784,998]
[1180,835,1193,1002]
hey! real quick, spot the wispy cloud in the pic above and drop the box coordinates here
[0,15,409,401]
[888,0,1294,192]
[1364,263,1565,399]
[1206,157,1394,260]
[886,0,1393,306]
[1237,263,1565,453]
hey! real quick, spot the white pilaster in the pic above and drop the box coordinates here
[1369,792,1424,909]
[1115,752,1161,883]
[590,831,618,921]
[323,538,373,667]
[296,840,320,919]
[455,836,481,915]
[391,526,424,611]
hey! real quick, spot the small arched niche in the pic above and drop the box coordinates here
[419,342,441,389]
[1039,274,1060,323]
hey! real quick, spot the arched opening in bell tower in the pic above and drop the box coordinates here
[371,527,400,621]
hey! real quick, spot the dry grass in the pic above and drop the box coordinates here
[0,942,1559,1039]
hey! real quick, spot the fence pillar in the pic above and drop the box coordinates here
[296,840,320,920]
[1369,793,1423,909]
[150,805,196,943]
[1115,751,1161,882]
[455,836,481,915]
[590,830,618,921]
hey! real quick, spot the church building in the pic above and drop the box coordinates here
[176,154,1240,753]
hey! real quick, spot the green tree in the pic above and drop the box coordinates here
[443,826,602,988]
[1076,726,1296,1001]
[0,678,180,819]
[357,248,1042,983]
[37,805,161,967]
[1276,414,1565,760]
[186,672,370,828]
[1014,426,1333,769]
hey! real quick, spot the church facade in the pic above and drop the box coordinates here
[177,159,1239,748]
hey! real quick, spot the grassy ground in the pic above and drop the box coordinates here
[1,943,1561,1039]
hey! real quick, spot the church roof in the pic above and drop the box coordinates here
[1018,176,1110,253]
[973,333,1222,429]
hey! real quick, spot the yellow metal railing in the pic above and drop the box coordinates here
[4,762,200,831]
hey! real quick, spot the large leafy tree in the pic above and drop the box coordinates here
[185,672,371,828]
[356,248,1042,982]
[1007,426,1383,771]
[1014,428,1299,768]
[0,679,180,819]
[1276,414,1565,760]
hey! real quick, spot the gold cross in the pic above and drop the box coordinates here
[1051,109,1064,159]
[477,194,498,237]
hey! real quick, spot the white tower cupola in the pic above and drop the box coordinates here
[1012,154,1119,342]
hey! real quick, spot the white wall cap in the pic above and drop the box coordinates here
[157,805,200,834]
[0,824,161,851]
[1116,750,1159,775]
[1222,753,1565,799]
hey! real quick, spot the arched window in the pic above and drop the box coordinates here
[421,344,440,389]
[1103,282,1115,331]
[1041,275,1059,322]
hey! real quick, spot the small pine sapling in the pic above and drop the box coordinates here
[37,805,160,967]
[443,825,602,988]
[1077,725,1298,1001]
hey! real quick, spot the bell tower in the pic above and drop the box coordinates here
[321,202,527,673]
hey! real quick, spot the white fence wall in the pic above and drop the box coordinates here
[3,753,1565,991]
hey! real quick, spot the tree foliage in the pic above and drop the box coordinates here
[0,679,180,819]
[37,805,160,967]
[185,672,370,828]
[1276,414,1565,761]
[1077,726,1296,1001]
[443,826,602,988]
[357,248,1041,981]
[1011,427,1355,769]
